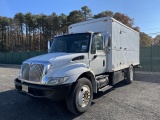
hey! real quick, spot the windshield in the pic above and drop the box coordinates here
[50,33,91,53]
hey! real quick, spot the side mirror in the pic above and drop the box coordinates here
[104,34,111,53]
[48,40,51,52]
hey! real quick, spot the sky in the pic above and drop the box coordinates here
[0,0,160,37]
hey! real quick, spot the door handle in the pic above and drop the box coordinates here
[103,60,105,67]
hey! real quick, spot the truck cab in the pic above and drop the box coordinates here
[14,17,139,114]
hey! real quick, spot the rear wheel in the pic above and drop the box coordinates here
[125,65,134,84]
[66,77,93,114]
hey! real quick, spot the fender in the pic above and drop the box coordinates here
[46,62,96,86]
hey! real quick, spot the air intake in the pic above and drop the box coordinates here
[72,56,84,61]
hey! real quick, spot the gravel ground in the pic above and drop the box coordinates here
[0,65,160,120]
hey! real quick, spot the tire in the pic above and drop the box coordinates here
[125,65,134,84]
[66,77,93,114]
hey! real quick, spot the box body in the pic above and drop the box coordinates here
[69,17,140,72]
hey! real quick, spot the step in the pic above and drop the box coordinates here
[98,85,113,92]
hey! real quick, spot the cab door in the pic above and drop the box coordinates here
[89,34,107,75]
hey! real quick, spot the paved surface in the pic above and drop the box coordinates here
[0,65,160,120]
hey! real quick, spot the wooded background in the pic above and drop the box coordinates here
[0,6,159,52]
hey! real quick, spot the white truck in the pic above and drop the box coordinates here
[14,17,140,114]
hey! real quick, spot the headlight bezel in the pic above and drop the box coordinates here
[46,77,69,85]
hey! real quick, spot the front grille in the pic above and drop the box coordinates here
[21,63,44,82]
[22,63,29,80]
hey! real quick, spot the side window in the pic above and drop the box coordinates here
[93,35,103,50]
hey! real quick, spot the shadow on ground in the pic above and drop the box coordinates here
[93,80,128,99]
[0,80,128,120]
[0,90,78,120]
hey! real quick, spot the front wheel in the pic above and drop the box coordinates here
[125,65,134,84]
[66,77,93,114]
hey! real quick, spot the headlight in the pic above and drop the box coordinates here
[46,77,69,85]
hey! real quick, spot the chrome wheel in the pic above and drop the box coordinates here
[125,65,134,84]
[78,85,91,108]
[66,77,93,114]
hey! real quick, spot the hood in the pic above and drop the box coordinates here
[25,52,87,67]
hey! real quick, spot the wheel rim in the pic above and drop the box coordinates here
[130,67,133,81]
[78,85,91,108]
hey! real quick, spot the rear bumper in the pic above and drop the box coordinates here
[14,78,71,101]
